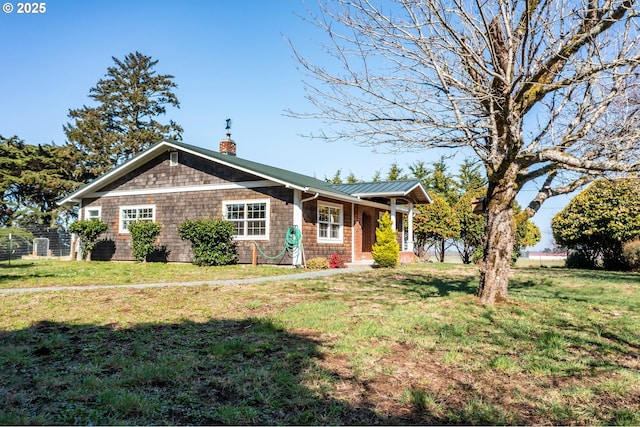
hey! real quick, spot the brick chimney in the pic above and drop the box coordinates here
[220,118,236,155]
[220,133,236,156]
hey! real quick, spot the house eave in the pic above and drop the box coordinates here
[58,140,425,212]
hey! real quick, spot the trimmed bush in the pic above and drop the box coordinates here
[372,212,399,268]
[306,257,330,269]
[178,218,238,266]
[622,239,640,271]
[128,221,162,262]
[69,219,108,261]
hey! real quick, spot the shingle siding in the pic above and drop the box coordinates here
[83,151,295,264]
[301,196,353,262]
[67,142,422,266]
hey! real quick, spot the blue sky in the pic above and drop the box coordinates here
[0,0,568,249]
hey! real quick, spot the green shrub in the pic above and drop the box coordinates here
[372,212,399,268]
[128,221,162,262]
[69,219,108,261]
[565,249,598,269]
[178,218,238,266]
[622,239,640,271]
[306,257,329,269]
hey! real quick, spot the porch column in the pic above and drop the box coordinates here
[292,189,303,266]
[390,198,397,231]
[407,202,414,252]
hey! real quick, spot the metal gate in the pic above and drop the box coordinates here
[33,238,49,257]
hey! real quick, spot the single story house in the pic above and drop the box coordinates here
[60,135,432,265]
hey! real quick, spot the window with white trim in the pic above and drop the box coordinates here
[223,199,269,240]
[119,205,155,233]
[85,206,101,220]
[318,202,343,243]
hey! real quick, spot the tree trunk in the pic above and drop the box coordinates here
[477,179,517,305]
[439,239,445,262]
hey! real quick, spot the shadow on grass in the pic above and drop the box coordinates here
[515,266,640,285]
[0,262,57,287]
[395,273,478,299]
[0,318,427,425]
[509,268,640,311]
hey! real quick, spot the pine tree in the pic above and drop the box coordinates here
[425,157,457,205]
[457,159,486,193]
[1,136,80,227]
[386,162,408,181]
[64,51,182,181]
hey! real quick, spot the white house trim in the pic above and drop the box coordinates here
[90,180,278,199]
[293,189,303,265]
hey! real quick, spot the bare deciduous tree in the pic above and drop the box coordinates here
[289,0,640,305]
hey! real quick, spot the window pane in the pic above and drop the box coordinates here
[319,223,328,238]
[139,208,153,221]
[122,209,136,220]
[247,203,266,219]
[318,206,329,222]
[330,224,339,239]
[234,221,245,236]
[226,204,244,220]
[247,220,266,236]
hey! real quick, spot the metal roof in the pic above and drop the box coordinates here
[331,180,432,204]
[60,139,432,206]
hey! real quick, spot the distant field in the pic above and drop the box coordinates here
[0,261,638,425]
[515,257,566,268]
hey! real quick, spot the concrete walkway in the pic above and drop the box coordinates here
[0,266,373,294]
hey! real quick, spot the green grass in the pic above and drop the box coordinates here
[0,260,638,425]
[0,259,296,289]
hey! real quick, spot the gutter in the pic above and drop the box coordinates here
[301,192,319,203]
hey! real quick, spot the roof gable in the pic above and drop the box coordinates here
[60,139,432,206]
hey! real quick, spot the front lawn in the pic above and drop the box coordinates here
[0,259,295,289]
[0,262,638,425]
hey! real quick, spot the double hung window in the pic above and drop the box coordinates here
[119,205,155,233]
[318,202,343,243]
[223,199,269,240]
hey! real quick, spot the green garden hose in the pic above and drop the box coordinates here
[254,226,303,261]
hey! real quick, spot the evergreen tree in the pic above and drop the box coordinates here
[552,178,640,270]
[413,195,460,262]
[454,187,487,264]
[64,51,182,181]
[345,172,360,183]
[1,136,80,227]
[408,160,430,188]
[457,159,486,193]
[372,212,399,267]
[326,169,343,184]
[425,157,457,205]
[386,161,408,181]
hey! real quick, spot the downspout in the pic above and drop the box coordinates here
[301,192,319,203]
[294,192,319,266]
